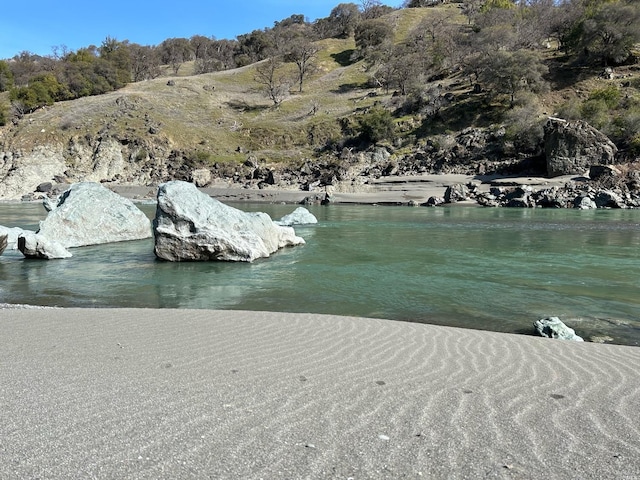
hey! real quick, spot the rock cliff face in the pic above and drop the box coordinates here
[0,115,633,207]
[0,145,67,199]
[0,133,182,200]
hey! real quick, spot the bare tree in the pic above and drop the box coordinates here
[286,37,319,92]
[478,49,549,107]
[129,44,162,81]
[255,57,290,106]
[190,35,214,61]
[360,0,393,19]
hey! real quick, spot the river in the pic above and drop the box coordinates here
[1,202,639,346]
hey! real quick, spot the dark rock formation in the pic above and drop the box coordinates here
[0,234,7,256]
[544,118,618,177]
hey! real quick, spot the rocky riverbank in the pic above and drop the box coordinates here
[2,117,639,208]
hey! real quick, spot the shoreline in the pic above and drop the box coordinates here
[112,173,584,205]
[0,173,584,206]
[1,307,639,479]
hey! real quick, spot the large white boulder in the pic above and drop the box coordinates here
[153,180,305,262]
[18,233,72,259]
[275,207,318,226]
[37,182,152,248]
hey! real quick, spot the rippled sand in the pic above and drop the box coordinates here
[1,308,639,479]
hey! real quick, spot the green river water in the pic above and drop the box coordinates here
[1,202,639,345]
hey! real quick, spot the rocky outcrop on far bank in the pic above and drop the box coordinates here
[1,111,638,209]
[544,118,618,177]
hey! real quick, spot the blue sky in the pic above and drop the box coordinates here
[0,0,403,59]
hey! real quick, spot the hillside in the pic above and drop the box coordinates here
[1,4,639,203]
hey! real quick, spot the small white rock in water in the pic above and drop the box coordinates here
[275,207,318,226]
[18,233,73,259]
[0,225,36,250]
[534,317,584,341]
[590,335,614,344]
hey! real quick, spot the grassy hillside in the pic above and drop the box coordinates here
[1,5,639,174]
[1,37,380,163]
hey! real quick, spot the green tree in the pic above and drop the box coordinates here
[580,0,640,65]
[99,36,131,87]
[329,3,361,38]
[354,18,394,59]
[236,29,276,63]
[159,38,193,75]
[358,105,395,143]
[9,73,66,113]
[0,60,14,91]
[478,49,548,107]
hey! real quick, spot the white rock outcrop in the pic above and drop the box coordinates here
[191,168,212,187]
[86,137,126,182]
[153,180,305,262]
[18,233,73,259]
[37,182,152,248]
[0,146,66,200]
[275,207,318,226]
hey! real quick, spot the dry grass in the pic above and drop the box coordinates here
[3,5,638,165]
[0,7,453,157]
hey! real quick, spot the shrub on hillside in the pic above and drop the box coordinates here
[588,85,621,109]
[357,106,396,144]
[9,74,67,114]
[0,101,8,126]
[306,116,343,150]
[503,94,545,154]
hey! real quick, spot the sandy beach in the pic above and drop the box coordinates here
[103,173,581,205]
[1,308,638,479]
